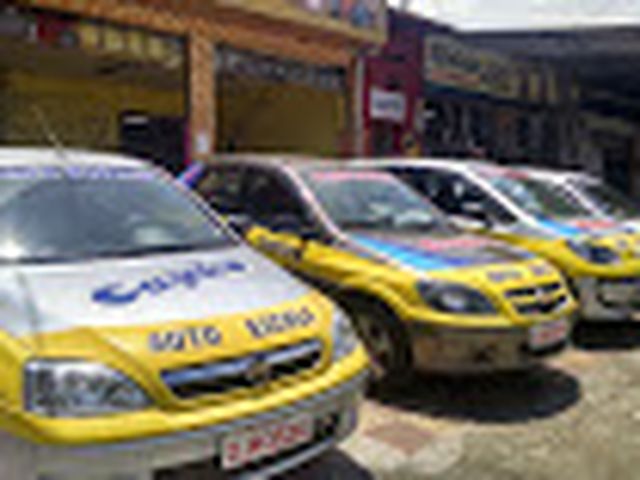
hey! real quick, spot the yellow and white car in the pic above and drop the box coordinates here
[0,149,367,480]
[381,158,640,322]
[186,157,576,381]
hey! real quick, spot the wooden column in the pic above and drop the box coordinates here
[188,28,216,161]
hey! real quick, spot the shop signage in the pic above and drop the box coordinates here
[217,0,386,40]
[294,0,384,29]
[370,87,406,123]
[75,21,183,69]
[216,46,346,91]
[0,7,182,69]
[425,34,521,100]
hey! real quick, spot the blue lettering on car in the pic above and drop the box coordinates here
[92,260,247,306]
[245,307,316,339]
[149,326,223,352]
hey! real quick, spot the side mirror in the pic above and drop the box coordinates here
[460,201,492,228]
[225,213,254,235]
[269,215,326,242]
[451,215,489,231]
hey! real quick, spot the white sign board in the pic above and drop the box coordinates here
[370,88,407,123]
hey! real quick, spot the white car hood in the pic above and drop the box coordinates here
[0,245,310,338]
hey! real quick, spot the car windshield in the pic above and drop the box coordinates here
[302,169,449,232]
[481,169,592,219]
[0,165,234,263]
[575,179,638,218]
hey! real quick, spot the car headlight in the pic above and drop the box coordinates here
[566,240,619,264]
[25,360,151,417]
[418,282,497,315]
[332,307,360,361]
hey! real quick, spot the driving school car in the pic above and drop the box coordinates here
[0,149,367,480]
[381,158,640,322]
[184,156,575,380]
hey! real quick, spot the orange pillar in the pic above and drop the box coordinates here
[188,29,216,161]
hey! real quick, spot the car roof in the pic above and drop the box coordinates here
[350,157,497,172]
[518,166,594,182]
[0,147,148,169]
[209,154,385,172]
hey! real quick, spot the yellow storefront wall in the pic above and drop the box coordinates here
[1,72,184,150]
[218,79,346,156]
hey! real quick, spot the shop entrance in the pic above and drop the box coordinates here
[215,46,348,157]
[120,113,186,175]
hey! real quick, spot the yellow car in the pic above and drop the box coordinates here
[381,158,640,322]
[1,149,367,479]
[186,156,576,381]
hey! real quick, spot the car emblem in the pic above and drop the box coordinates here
[535,288,551,303]
[245,356,272,387]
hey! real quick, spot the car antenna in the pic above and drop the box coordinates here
[30,104,72,165]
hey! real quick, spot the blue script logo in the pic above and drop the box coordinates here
[92,260,247,306]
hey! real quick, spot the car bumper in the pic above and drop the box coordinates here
[575,277,640,321]
[1,372,367,480]
[407,320,571,374]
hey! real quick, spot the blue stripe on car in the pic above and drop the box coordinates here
[178,162,205,187]
[353,236,476,271]
[537,219,583,238]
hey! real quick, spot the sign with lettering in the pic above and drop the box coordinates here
[425,34,521,100]
[369,87,406,123]
[216,45,346,91]
[217,0,386,42]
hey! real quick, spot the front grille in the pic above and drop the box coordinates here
[506,282,562,299]
[162,340,323,400]
[506,282,568,316]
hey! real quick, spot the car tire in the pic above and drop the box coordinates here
[340,295,412,387]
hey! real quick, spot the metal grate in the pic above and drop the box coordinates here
[506,282,569,316]
[162,340,323,400]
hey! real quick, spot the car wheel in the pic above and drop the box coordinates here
[343,296,412,386]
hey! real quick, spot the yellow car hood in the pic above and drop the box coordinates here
[0,246,333,410]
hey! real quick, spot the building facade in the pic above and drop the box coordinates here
[363,12,592,172]
[0,0,387,172]
[362,10,423,157]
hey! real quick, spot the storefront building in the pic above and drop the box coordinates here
[2,0,387,172]
[422,25,573,165]
[364,12,586,165]
[362,10,424,157]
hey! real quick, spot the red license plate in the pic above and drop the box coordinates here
[221,414,314,471]
[529,319,568,350]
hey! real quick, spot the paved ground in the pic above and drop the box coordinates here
[286,322,640,480]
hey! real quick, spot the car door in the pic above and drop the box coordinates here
[199,165,377,291]
[239,167,318,267]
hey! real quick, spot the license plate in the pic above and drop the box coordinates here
[529,319,569,350]
[222,414,314,471]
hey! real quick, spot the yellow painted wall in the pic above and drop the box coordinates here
[1,72,184,150]
[218,78,346,156]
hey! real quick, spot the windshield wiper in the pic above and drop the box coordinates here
[339,218,393,230]
[97,242,229,259]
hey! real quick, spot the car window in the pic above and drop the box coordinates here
[0,165,234,263]
[196,166,247,214]
[577,179,638,218]
[481,170,591,219]
[396,167,516,224]
[303,169,451,233]
[242,168,311,228]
